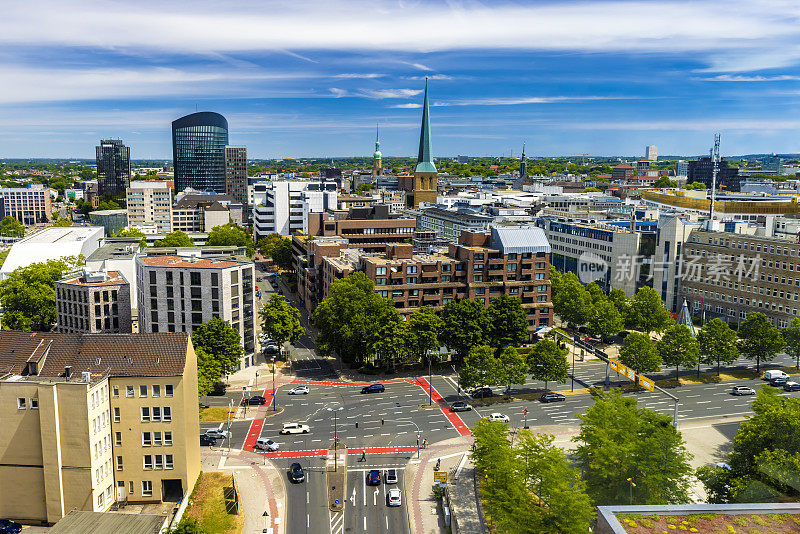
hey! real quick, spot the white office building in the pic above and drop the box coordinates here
[251,181,337,239]
[125,181,173,234]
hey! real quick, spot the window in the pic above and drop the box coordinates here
[154,455,163,469]
[139,385,147,397]
[30,398,38,410]
[152,385,160,397]
[129,481,134,495]
[164,431,173,446]
[143,455,153,470]
[152,407,161,422]
[141,407,150,422]
[406,266,417,274]
[17,398,26,410]
[165,454,174,469]
[126,386,134,398]
[163,407,172,422]
[142,481,152,497]
[142,432,152,446]
[112,386,119,397]
[149,272,156,284]
[115,432,122,446]
[376,266,387,275]
[165,385,173,397]
[116,456,123,471]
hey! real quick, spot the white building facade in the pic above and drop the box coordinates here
[251,181,337,239]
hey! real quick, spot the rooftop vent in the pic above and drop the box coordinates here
[81,371,91,383]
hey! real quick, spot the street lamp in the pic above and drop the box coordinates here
[428,355,433,406]
[327,407,344,472]
[627,477,636,504]
[255,370,259,390]
[271,356,277,411]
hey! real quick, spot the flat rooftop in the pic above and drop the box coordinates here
[137,254,248,269]
[58,270,127,287]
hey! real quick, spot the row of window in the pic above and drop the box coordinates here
[140,406,172,422]
[114,384,173,398]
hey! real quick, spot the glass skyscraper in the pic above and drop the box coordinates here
[96,139,131,203]
[172,112,229,194]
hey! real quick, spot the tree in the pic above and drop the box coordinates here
[271,238,293,270]
[698,388,800,503]
[738,312,784,373]
[552,272,593,325]
[459,345,501,391]
[684,181,706,190]
[608,288,635,328]
[257,233,284,257]
[53,217,72,227]
[471,419,519,532]
[0,256,83,331]
[0,216,24,237]
[497,347,527,395]
[191,318,243,375]
[698,318,739,375]
[259,294,304,346]
[356,183,373,194]
[619,332,662,387]
[196,346,222,397]
[438,298,489,361]
[657,324,700,383]
[153,231,194,248]
[782,317,800,370]
[207,223,254,256]
[653,176,677,188]
[587,299,624,339]
[573,389,693,505]
[486,294,528,347]
[630,286,672,334]
[527,337,569,391]
[97,200,121,211]
[582,186,602,193]
[114,226,147,247]
[313,272,393,366]
[165,517,208,534]
[370,306,410,370]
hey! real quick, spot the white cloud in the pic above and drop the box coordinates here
[701,74,800,81]
[389,103,422,109]
[328,87,348,98]
[406,74,454,81]
[333,73,386,79]
[390,95,625,108]
[2,1,798,71]
[357,88,423,99]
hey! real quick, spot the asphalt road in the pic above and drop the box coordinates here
[282,456,330,534]
[345,461,408,534]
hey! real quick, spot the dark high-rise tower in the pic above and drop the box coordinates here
[96,139,131,203]
[519,142,527,180]
[172,112,229,194]
[224,145,248,207]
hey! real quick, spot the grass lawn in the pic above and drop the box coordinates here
[185,472,244,534]
[199,406,237,423]
[618,512,800,533]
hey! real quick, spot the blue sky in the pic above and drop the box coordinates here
[2,0,800,159]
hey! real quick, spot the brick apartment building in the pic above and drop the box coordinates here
[303,226,554,332]
[55,269,133,334]
[306,204,416,252]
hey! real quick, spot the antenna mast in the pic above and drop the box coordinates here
[709,133,720,219]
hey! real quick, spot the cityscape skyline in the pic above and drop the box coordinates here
[2,0,800,158]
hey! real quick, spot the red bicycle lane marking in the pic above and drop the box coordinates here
[405,377,471,436]
[241,387,277,452]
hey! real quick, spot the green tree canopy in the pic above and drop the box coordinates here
[657,324,700,382]
[0,256,83,331]
[191,318,244,375]
[608,288,635,328]
[370,306,410,370]
[195,346,222,397]
[619,332,662,386]
[153,231,194,248]
[497,347,528,395]
[527,337,569,391]
[0,216,25,237]
[631,286,672,334]
[738,312,785,373]
[486,294,529,347]
[97,200,121,211]
[406,305,444,365]
[698,317,739,375]
[53,217,72,227]
[573,389,693,505]
[114,226,147,247]
[588,299,624,339]
[438,298,489,360]
[207,222,254,256]
[782,317,800,370]
[257,233,293,270]
[259,294,304,346]
[653,176,677,188]
[552,271,593,325]
[459,345,502,391]
[684,181,706,190]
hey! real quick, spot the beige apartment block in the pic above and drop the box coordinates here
[0,331,200,525]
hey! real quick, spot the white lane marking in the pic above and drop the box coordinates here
[307,491,310,504]
[374,488,379,506]
[363,516,367,531]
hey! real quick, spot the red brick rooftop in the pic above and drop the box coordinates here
[59,270,127,287]
[138,255,245,269]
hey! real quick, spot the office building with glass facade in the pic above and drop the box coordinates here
[172,112,229,194]
[96,139,131,203]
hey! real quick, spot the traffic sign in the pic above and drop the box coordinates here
[417,433,421,439]
[522,408,528,415]
[434,472,447,483]
[638,375,655,392]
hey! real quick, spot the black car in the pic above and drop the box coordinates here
[367,469,381,485]
[471,387,494,399]
[247,395,267,405]
[200,435,218,446]
[0,520,21,534]
[784,381,800,392]
[289,462,305,483]
[540,392,566,403]
[361,384,385,394]
[770,376,789,387]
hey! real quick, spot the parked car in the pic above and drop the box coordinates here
[361,384,385,394]
[247,395,267,405]
[486,413,510,423]
[204,428,230,440]
[288,386,309,395]
[0,519,22,534]
[385,469,398,484]
[280,422,310,434]
[731,386,756,396]
[540,392,566,403]
[769,376,789,387]
[200,435,218,446]
[255,438,279,451]
[367,469,381,485]
[784,381,800,392]
[470,387,494,399]
[449,401,473,412]
[289,462,305,483]
[263,342,280,354]
[387,488,402,507]
[764,370,789,381]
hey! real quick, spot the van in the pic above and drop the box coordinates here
[764,370,789,381]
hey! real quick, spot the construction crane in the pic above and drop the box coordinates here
[709,133,721,220]
[573,154,588,166]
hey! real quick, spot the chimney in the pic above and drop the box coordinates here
[64,365,72,379]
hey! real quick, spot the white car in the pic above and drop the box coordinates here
[204,428,230,440]
[280,422,310,434]
[486,413,510,423]
[255,438,279,451]
[288,386,309,395]
[387,488,402,507]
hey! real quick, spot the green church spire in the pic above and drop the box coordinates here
[415,79,437,174]
[373,123,381,159]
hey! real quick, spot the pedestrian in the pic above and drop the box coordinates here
[360,450,366,462]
